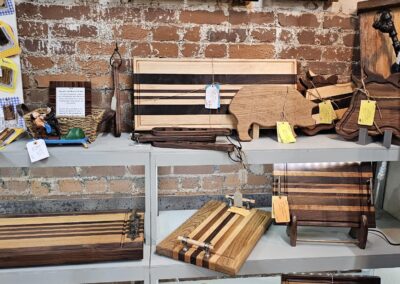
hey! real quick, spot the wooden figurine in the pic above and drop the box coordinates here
[273,162,375,249]
[229,85,316,141]
[156,200,272,275]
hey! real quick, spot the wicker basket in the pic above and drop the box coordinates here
[24,108,105,142]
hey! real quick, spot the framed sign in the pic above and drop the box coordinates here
[49,81,92,117]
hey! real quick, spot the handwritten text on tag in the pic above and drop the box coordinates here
[27,139,49,163]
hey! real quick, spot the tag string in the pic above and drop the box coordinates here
[308,80,340,110]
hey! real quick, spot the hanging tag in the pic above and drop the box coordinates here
[228,206,251,217]
[319,100,337,124]
[272,196,290,223]
[358,100,376,126]
[27,139,49,163]
[205,84,220,109]
[276,121,296,144]
[0,67,3,78]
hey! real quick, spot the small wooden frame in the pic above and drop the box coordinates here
[156,200,272,275]
[273,162,375,249]
[282,274,381,284]
[0,210,144,268]
[132,58,297,132]
[49,81,92,116]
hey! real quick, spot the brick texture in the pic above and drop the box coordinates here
[6,0,360,202]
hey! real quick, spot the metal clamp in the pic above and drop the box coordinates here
[225,195,255,209]
[177,236,214,258]
[128,209,140,240]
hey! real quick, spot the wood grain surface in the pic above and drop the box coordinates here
[229,85,316,141]
[273,162,376,228]
[336,72,400,140]
[0,211,144,268]
[359,6,400,78]
[156,201,272,275]
[133,58,296,131]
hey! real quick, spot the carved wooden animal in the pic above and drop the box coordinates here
[336,70,400,140]
[229,85,316,141]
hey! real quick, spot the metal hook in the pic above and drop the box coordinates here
[110,42,122,68]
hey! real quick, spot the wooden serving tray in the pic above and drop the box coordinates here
[282,274,380,283]
[156,200,272,275]
[0,211,144,268]
[132,58,296,131]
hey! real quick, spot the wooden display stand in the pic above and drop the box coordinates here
[156,200,272,275]
[0,210,144,268]
[273,162,375,249]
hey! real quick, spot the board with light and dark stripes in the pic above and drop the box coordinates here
[156,200,272,275]
[132,58,297,131]
[282,274,380,284]
[0,211,144,268]
[273,162,376,228]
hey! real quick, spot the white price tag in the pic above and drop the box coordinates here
[27,139,49,163]
[205,84,220,109]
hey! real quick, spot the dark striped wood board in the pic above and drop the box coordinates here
[282,274,381,283]
[156,200,272,275]
[0,211,144,268]
[132,58,297,131]
[273,162,375,249]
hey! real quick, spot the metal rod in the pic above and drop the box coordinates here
[297,238,358,244]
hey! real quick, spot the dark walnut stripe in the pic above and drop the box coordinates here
[0,231,124,240]
[135,105,230,115]
[134,74,296,85]
[135,96,235,100]
[134,89,239,94]
[275,176,370,184]
[177,213,235,263]
[0,220,124,229]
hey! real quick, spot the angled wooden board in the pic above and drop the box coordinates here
[132,58,297,131]
[0,211,144,268]
[273,162,376,228]
[156,200,272,275]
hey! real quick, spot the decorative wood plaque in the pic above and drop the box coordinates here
[49,81,92,116]
[132,58,297,131]
[0,211,144,268]
[156,200,272,275]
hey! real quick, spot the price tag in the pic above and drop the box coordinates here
[228,206,251,217]
[358,100,376,126]
[205,84,220,109]
[27,139,49,163]
[319,100,337,124]
[272,196,290,223]
[277,121,296,144]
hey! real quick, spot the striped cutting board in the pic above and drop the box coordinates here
[0,211,144,268]
[132,58,297,131]
[282,274,381,284]
[273,162,376,228]
[156,200,272,275]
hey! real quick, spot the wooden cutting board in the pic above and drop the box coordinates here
[229,85,316,141]
[156,201,272,275]
[282,274,381,284]
[133,58,296,131]
[0,211,144,268]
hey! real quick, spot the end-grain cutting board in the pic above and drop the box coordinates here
[0,211,144,268]
[156,200,272,275]
[133,58,297,131]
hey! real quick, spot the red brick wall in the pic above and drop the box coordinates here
[4,1,360,204]
[16,0,360,132]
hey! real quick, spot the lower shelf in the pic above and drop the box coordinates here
[151,209,400,280]
[0,245,150,284]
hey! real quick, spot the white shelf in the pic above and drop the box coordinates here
[150,210,400,281]
[0,245,150,284]
[151,134,400,166]
[0,133,151,168]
